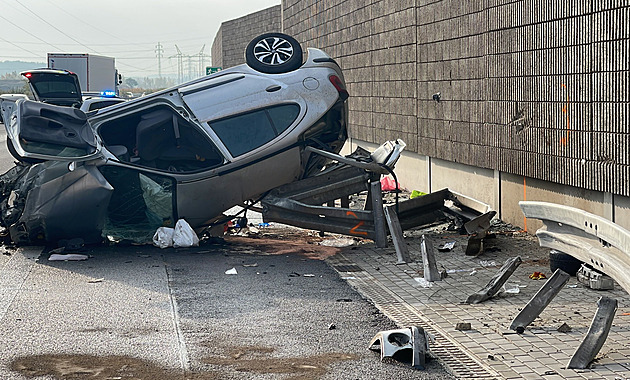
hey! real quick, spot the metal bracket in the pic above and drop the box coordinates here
[510,268,570,331]
[368,326,429,370]
[465,256,522,304]
[568,296,618,369]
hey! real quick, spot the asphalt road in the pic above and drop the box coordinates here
[0,125,454,379]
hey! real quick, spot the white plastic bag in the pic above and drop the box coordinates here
[172,219,199,248]
[153,227,174,249]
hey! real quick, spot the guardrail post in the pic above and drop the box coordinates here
[421,235,440,281]
[510,268,570,332]
[465,256,522,304]
[370,181,387,248]
[568,296,618,369]
[384,205,411,264]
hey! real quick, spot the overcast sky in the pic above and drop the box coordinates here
[0,0,280,77]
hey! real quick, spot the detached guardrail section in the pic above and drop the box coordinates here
[520,201,630,294]
[520,201,629,369]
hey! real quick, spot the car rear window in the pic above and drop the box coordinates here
[30,74,79,99]
[209,104,300,157]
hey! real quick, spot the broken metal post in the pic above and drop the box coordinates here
[384,205,411,264]
[411,326,427,370]
[465,256,522,304]
[510,268,570,331]
[370,181,387,248]
[568,296,618,369]
[421,235,440,281]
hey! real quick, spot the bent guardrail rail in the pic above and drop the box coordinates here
[520,201,630,294]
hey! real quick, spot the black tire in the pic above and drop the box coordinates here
[245,33,303,74]
[549,249,583,276]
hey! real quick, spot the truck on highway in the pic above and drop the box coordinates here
[47,53,122,96]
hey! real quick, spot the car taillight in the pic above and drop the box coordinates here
[329,75,349,101]
[23,72,32,78]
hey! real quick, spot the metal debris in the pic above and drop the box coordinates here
[368,326,429,370]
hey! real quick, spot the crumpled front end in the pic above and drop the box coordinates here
[0,162,112,245]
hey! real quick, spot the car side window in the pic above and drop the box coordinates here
[98,106,225,173]
[209,104,300,157]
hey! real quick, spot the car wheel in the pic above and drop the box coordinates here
[549,249,583,276]
[245,33,303,74]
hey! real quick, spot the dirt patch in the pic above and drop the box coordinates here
[203,345,357,380]
[9,354,218,380]
[225,234,342,260]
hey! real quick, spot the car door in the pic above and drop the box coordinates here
[5,99,102,162]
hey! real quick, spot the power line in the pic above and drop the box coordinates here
[0,12,63,51]
[14,0,99,54]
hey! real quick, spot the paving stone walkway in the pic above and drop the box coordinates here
[327,227,630,379]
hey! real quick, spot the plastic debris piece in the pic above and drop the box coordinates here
[529,271,547,280]
[48,254,88,261]
[258,222,271,227]
[153,227,174,248]
[88,278,104,283]
[409,189,427,199]
[173,219,199,248]
[502,283,521,294]
[320,237,355,247]
[225,268,238,275]
[380,175,400,192]
[479,260,497,267]
[414,277,434,288]
[328,323,336,330]
[303,274,315,277]
[243,263,258,267]
[437,241,456,252]
[469,270,477,276]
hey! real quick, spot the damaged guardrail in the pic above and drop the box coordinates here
[520,201,630,294]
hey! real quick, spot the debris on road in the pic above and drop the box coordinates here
[437,241,455,251]
[369,326,429,370]
[557,322,572,333]
[48,253,89,261]
[455,322,472,331]
[152,219,199,248]
[529,271,547,280]
[319,237,355,247]
[88,278,104,283]
[225,268,238,275]
[577,264,614,290]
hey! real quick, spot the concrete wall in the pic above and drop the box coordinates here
[211,5,282,69]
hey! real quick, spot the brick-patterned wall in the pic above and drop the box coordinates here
[211,5,282,69]
[283,0,419,151]
[282,0,630,196]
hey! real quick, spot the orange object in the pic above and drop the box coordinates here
[529,272,547,280]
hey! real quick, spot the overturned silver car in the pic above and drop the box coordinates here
[0,33,350,244]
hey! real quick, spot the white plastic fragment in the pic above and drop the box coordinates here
[319,237,356,247]
[173,219,200,248]
[153,227,174,248]
[225,268,238,275]
[414,277,434,288]
[48,254,89,261]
